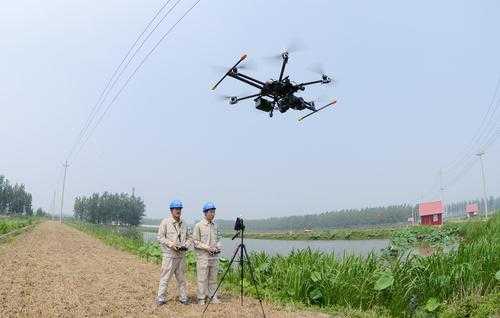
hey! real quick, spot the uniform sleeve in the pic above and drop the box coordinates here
[215,224,223,250]
[157,220,175,248]
[185,225,193,248]
[192,223,210,251]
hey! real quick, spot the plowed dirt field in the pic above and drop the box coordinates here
[0,221,329,317]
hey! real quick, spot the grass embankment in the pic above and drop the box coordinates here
[222,214,500,317]
[70,215,500,317]
[0,217,35,236]
[226,227,399,240]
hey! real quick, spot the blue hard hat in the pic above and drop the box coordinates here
[169,199,183,209]
[203,202,216,212]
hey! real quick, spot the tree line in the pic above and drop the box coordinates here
[216,197,500,232]
[446,196,499,218]
[74,192,145,226]
[0,175,33,215]
[217,204,415,232]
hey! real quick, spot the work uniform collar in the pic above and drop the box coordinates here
[169,216,183,226]
[202,216,213,225]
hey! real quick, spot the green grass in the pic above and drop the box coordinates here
[388,222,463,254]
[0,217,34,236]
[220,213,500,317]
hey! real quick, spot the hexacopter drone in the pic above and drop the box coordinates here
[211,50,337,121]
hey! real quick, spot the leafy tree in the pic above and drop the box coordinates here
[0,175,33,216]
[36,207,48,217]
[74,192,145,226]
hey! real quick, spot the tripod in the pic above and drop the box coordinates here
[203,228,266,317]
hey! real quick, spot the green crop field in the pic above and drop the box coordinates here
[0,217,34,236]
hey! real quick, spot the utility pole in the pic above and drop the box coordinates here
[51,189,56,221]
[132,187,135,197]
[439,169,447,220]
[476,151,489,218]
[60,161,70,223]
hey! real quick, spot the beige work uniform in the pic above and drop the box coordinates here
[193,218,222,301]
[156,217,189,302]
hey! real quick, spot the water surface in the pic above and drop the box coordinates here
[142,232,388,258]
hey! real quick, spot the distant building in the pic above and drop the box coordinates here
[465,203,479,218]
[418,201,443,226]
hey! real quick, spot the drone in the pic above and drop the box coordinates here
[211,50,337,121]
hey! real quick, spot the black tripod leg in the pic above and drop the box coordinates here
[203,244,241,315]
[243,245,267,318]
[240,244,244,306]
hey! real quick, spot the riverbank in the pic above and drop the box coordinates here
[72,214,500,317]
[224,226,399,240]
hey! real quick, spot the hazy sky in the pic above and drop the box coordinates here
[1,0,499,222]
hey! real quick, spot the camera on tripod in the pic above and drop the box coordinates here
[204,215,266,317]
[234,217,245,232]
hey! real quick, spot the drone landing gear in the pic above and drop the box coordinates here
[298,100,337,122]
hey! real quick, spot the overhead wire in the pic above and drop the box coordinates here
[72,0,203,160]
[419,76,500,202]
[65,0,177,162]
[441,76,500,174]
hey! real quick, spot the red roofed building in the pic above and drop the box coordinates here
[465,203,479,218]
[418,200,443,225]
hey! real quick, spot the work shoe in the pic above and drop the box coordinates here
[156,299,166,306]
[211,297,221,304]
[179,298,190,305]
[198,299,205,305]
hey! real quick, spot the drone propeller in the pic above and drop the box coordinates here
[214,91,255,105]
[210,59,257,73]
[211,54,247,90]
[264,39,307,61]
[307,63,336,86]
[213,94,238,105]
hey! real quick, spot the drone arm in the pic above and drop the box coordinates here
[211,54,247,90]
[235,93,261,103]
[297,79,323,88]
[278,54,289,82]
[229,73,264,90]
[236,72,265,86]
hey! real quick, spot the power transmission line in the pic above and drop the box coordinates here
[72,0,203,160]
[66,0,179,162]
[441,76,500,174]
[420,76,500,205]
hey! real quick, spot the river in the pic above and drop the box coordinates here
[142,231,389,258]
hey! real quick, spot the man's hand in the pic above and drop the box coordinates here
[208,247,221,256]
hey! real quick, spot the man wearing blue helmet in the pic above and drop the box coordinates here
[192,202,222,305]
[156,199,190,306]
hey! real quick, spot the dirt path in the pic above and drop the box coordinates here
[0,222,329,317]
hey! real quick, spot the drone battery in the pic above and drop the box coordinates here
[255,98,273,112]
